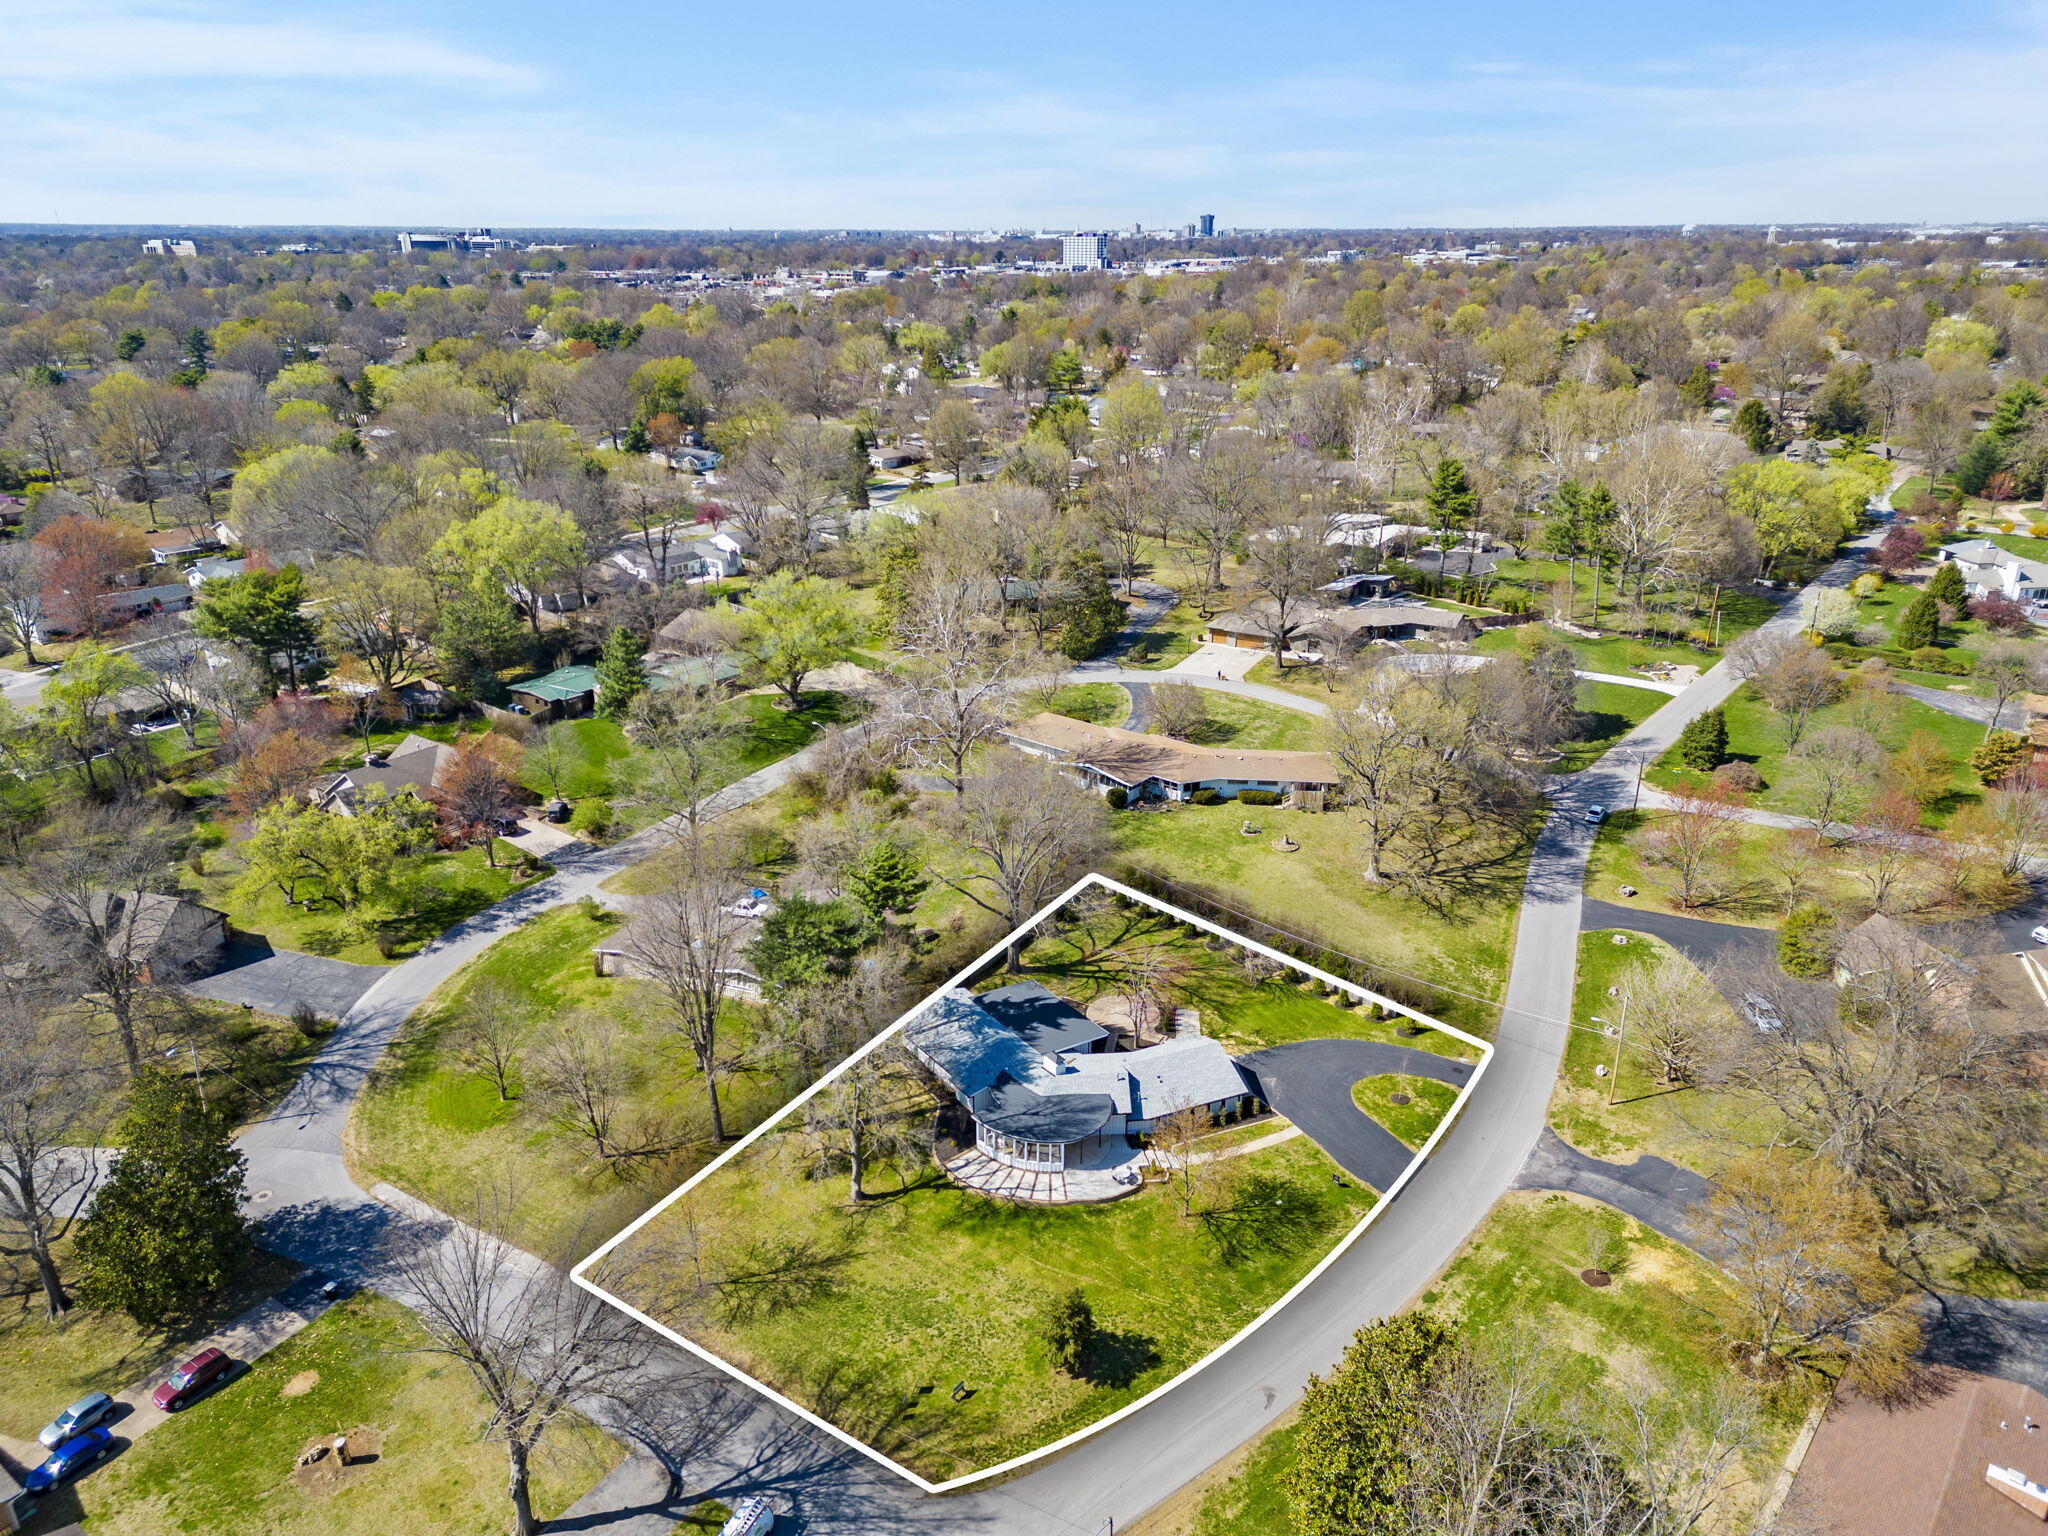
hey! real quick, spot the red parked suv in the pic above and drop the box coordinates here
[151,1348,234,1411]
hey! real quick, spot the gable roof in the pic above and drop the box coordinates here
[510,664,600,703]
[1005,712,1339,788]
[902,988,1042,1099]
[1208,598,1469,637]
[976,979,1109,1057]
[314,733,455,809]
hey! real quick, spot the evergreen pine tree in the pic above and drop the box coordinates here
[1777,905,1837,980]
[595,626,647,718]
[844,840,930,920]
[1952,435,2006,497]
[1040,1287,1097,1377]
[74,1066,252,1328]
[1675,707,1729,771]
[1054,551,1126,660]
[1733,399,1778,455]
[1896,589,1940,650]
[1925,560,1966,609]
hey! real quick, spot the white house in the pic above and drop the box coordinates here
[608,525,749,587]
[1003,712,1340,805]
[1938,539,2048,605]
[904,983,1252,1176]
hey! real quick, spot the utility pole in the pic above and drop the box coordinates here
[1594,996,1630,1107]
[167,1043,205,1105]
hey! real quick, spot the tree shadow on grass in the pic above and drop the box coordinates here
[1196,1172,1334,1266]
[1076,1327,1161,1389]
[710,1231,864,1327]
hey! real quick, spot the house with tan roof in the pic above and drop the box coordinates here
[1003,712,1338,805]
[1203,597,1475,654]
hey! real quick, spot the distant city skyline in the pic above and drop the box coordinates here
[4,0,2046,228]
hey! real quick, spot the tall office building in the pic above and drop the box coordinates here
[1060,232,1110,269]
[1198,213,1216,237]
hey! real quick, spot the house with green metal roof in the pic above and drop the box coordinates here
[508,663,600,721]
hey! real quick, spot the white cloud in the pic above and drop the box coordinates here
[3,2,2046,226]
[0,0,543,88]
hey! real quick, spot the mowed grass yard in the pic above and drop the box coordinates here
[1142,1191,1811,1536]
[1549,931,1781,1171]
[347,905,787,1253]
[1015,907,1479,1061]
[1349,1075,1460,1149]
[41,1295,616,1536]
[1646,680,1987,826]
[519,690,862,830]
[181,843,543,966]
[602,1124,1376,1484]
[0,1256,299,1443]
[1112,802,1522,1036]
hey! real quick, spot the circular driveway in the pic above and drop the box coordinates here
[1237,1038,1477,1192]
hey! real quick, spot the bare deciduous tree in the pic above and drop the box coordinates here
[386,1192,649,1536]
[0,979,109,1317]
[616,837,747,1140]
[928,753,1109,969]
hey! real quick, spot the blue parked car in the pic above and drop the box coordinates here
[25,1427,114,1493]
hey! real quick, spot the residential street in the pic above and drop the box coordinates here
[221,541,1892,1534]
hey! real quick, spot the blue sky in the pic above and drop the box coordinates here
[3,0,2044,229]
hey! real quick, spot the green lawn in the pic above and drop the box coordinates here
[1486,560,1780,656]
[600,1114,1376,1484]
[1183,693,1320,752]
[1647,680,1987,826]
[0,1255,299,1442]
[519,691,860,829]
[1586,809,1869,925]
[349,905,786,1253]
[1348,1075,1460,1149]
[1425,1192,1817,1451]
[1555,681,1669,773]
[1548,931,1781,1171]
[1113,802,1521,1036]
[183,843,544,966]
[1471,623,1714,677]
[46,1294,616,1536]
[1120,605,1208,670]
[1042,683,1130,727]
[1143,1189,1812,1536]
[1017,907,1479,1060]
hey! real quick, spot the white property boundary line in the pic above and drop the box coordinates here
[570,871,1495,1494]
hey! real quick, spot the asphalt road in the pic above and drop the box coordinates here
[226,544,1881,1534]
[1238,1039,1476,1191]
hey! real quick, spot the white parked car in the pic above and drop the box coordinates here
[722,889,772,920]
[1584,804,1607,826]
[1742,993,1784,1033]
[719,1496,776,1536]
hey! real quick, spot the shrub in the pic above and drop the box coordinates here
[1778,905,1837,979]
[568,797,612,838]
[1909,645,1970,675]
[1712,760,1764,794]
[2032,523,2048,539]
[577,893,605,922]
[1969,593,2031,632]
[1972,730,2031,785]
[1190,788,1222,805]
[1104,786,1129,810]
[1236,788,1283,806]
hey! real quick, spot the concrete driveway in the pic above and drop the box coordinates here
[1237,1038,1477,1192]
[1167,641,1266,681]
[184,943,386,1022]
